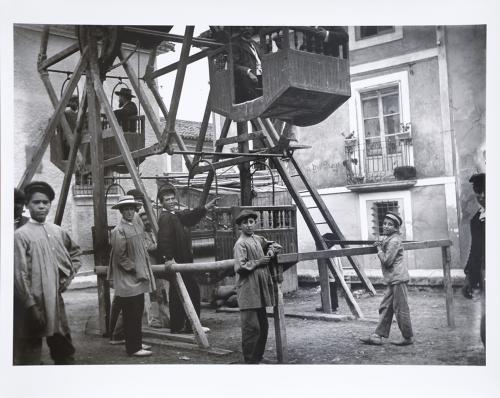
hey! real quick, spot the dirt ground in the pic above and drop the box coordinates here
[37,285,485,365]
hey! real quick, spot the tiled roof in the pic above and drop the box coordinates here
[160,118,214,142]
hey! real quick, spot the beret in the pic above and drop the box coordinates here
[24,181,55,202]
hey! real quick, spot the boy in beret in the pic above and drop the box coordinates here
[233,209,282,363]
[361,211,414,346]
[462,173,485,346]
[14,181,81,364]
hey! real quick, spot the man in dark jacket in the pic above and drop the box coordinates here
[233,26,263,103]
[462,173,485,346]
[114,87,138,132]
[156,184,218,333]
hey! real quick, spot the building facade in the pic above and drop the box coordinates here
[293,25,486,275]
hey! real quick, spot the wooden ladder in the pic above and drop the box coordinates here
[254,118,377,318]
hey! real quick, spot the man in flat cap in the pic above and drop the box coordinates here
[156,184,218,334]
[233,209,282,363]
[113,87,138,132]
[462,173,485,346]
[14,181,81,365]
[14,188,29,230]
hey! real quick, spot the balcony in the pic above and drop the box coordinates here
[343,133,415,190]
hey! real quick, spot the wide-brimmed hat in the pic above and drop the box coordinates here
[235,209,258,225]
[24,181,55,202]
[115,87,135,98]
[112,195,142,210]
[384,211,402,228]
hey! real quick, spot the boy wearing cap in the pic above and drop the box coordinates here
[361,211,414,346]
[108,195,156,357]
[233,209,282,364]
[14,181,81,365]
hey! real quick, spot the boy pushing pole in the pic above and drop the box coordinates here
[360,211,414,346]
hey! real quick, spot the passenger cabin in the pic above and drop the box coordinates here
[208,26,351,127]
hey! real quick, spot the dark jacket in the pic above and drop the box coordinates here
[464,210,485,289]
[156,207,207,264]
[114,101,138,132]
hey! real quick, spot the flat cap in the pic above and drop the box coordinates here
[384,211,402,228]
[157,183,177,199]
[24,181,55,202]
[235,209,258,225]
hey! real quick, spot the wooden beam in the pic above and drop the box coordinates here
[216,131,264,146]
[102,143,164,168]
[199,117,232,205]
[37,25,50,66]
[91,69,159,236]
[164,26,194,147]
[441,246,455,328]
[192,89,213,167]
[39,71,84,164]
[288,152,377,296]
[278,239,453,263]
[122,27,222,49]
[118,49,163,142]
[147,48,212,80]
[173,273,210,349]
[87,33,110,336]
[257,118,363,318]
[38,42,80,71]
[237,122,252,206]
[54,88,88,225]
[17,48,87,189]
[195,154,266,174]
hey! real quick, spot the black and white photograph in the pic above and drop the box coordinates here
[1,1,499,397]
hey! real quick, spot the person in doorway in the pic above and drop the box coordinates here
[14,181,81,365]
[233,209,282,364]
[156,184,219,334]
[108,195,155,357]
[462,173,485,346]
[113,87,138,132]
[360,212,414,346]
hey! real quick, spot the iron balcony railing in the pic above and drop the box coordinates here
[344,133,414,185]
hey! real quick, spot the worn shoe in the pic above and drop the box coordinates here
[109,339,125,345]
[391,337,414,346]
[360,334,383,345]
[142,344,152,350]
[131,349,152,357]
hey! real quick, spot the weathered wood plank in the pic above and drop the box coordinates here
[441,246,455,328]
[216,131,265,146]
[38,42,80,71]
[148,48,212,80]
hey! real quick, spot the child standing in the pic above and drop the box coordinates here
[233,209,282,364]
[361,211,414,346]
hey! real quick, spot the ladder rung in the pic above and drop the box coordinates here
[315,222,327,225]
[290,174,300,177]
[306,206,318,209]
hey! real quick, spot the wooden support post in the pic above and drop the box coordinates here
[118,50,163,142]
[199,117,232,205]
[92,71,159,235]
[173,273,210,349]
[54,89,88,225]
[192,90,213,167]
[441,246,455,328]
[147,48,212,80]
[87,34,110,336]
[237,122,252,206]
[317,257,332,314]
[271,264,288,363]
[37,25,50,66]
[17,49,87,189]
[164,26,194,147]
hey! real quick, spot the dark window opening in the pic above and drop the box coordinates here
[357,26,395,40]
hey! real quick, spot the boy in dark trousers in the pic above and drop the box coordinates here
[233,209,282,364]
[361,211,414,346]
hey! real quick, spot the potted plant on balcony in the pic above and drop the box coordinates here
[397,122,412,140]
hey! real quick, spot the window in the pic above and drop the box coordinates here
[357,26,395,40]
[348,26,403,50]
[370,200,401,237]
[73,171,119,196]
